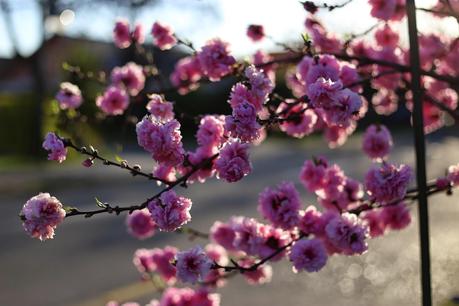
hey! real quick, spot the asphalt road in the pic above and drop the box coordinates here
[1,131,459,306]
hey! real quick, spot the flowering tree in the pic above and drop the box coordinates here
[19,0,459,305]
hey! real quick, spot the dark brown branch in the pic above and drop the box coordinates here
[64,139,171,185]
[64,153,218,218]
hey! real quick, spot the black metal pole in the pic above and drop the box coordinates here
[405,1,433,306]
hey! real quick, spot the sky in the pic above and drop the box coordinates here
[0,0,457,59]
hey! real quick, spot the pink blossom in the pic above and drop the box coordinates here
[299,157,329,192]
[298,205,324,236]
[203,244,228,287]
[232,217,264,255]
[380,202,411,231]
[372,89,398,115]
[321,89,362,127]
[228,82,261,112]
[96,86,129,115]
[319,178,363,212]
[278,102,318,138]
[258,181,301,230]
[374,24,399,48]
[225,102,261,143]
[136,117,184,167]
[146,94,175,122]
[20,193,66,241]
[196,115,226,149]
[197,39,236,81]
[176,246,213,284]
[205,244,228,265]
[315,164,346,201]
[361,209,386,238]
[170,56,202,94]
[238,258,273,285]
[180,146,217,183]
[244,65,274,105]
[210,220,237,251]
[111,62,145,96]
[256,225,290,260]
[305,55,341,85]
[158,287,220,306]
[339,64,361,92]
[151,21,177,50]
[215,141,252,183]
[147,190,192,232]
[305,18,342,53]
[365,163,413,204]
[125,209,156,239]
[252,50,276,83]
[150,246,178,284]
[133,248,155,274]
[42,132,67,163]
[368,0,397,21]
[436,177,451,190]
[132,23,144,45]
[324,122,356,148]
[447,164,459,186]
[153,164,176,185]
[289,238,328,273]
[56,82,82,109]
[286,70,307,98]
[362,124,393,161]
[113,19,131,49]
[247,24,265,42]
[325,213,368,255]
[308,77,343,109]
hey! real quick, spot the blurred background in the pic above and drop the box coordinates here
[1,0,459,305]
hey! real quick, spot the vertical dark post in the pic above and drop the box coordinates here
[405,1,432,306]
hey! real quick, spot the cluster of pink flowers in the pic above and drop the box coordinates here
[151,21,177,50]
[300,157,363,212]
[126,209,156,239]
[136,117,184,167]
[42,132,67,163]
[20,193,66,241]
[147,190,192,232]
[148,287,220,306]
[110,62,145,96]
[362,124,393,161]
[170,56,202,94]
[362,202,411,237]
[55,82,82,110]
[113,19,144,49]
[215,141,252,183]
[197,39,236,81]
[176,246,213,283]
[96,86,129,115]
[365,163,413,204]
[284,54,364,147]
[258,181,301,230]
[368,0,406,21]
[133,246,178,283]
[289,238,328,272]
[146,94,175,122]
[246,24,265,42]
[225,65,273,142]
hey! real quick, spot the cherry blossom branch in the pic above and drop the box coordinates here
[213,236,301,272]
[214,180,455,276]
[64,138,171,185]
[64,153,218,218]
